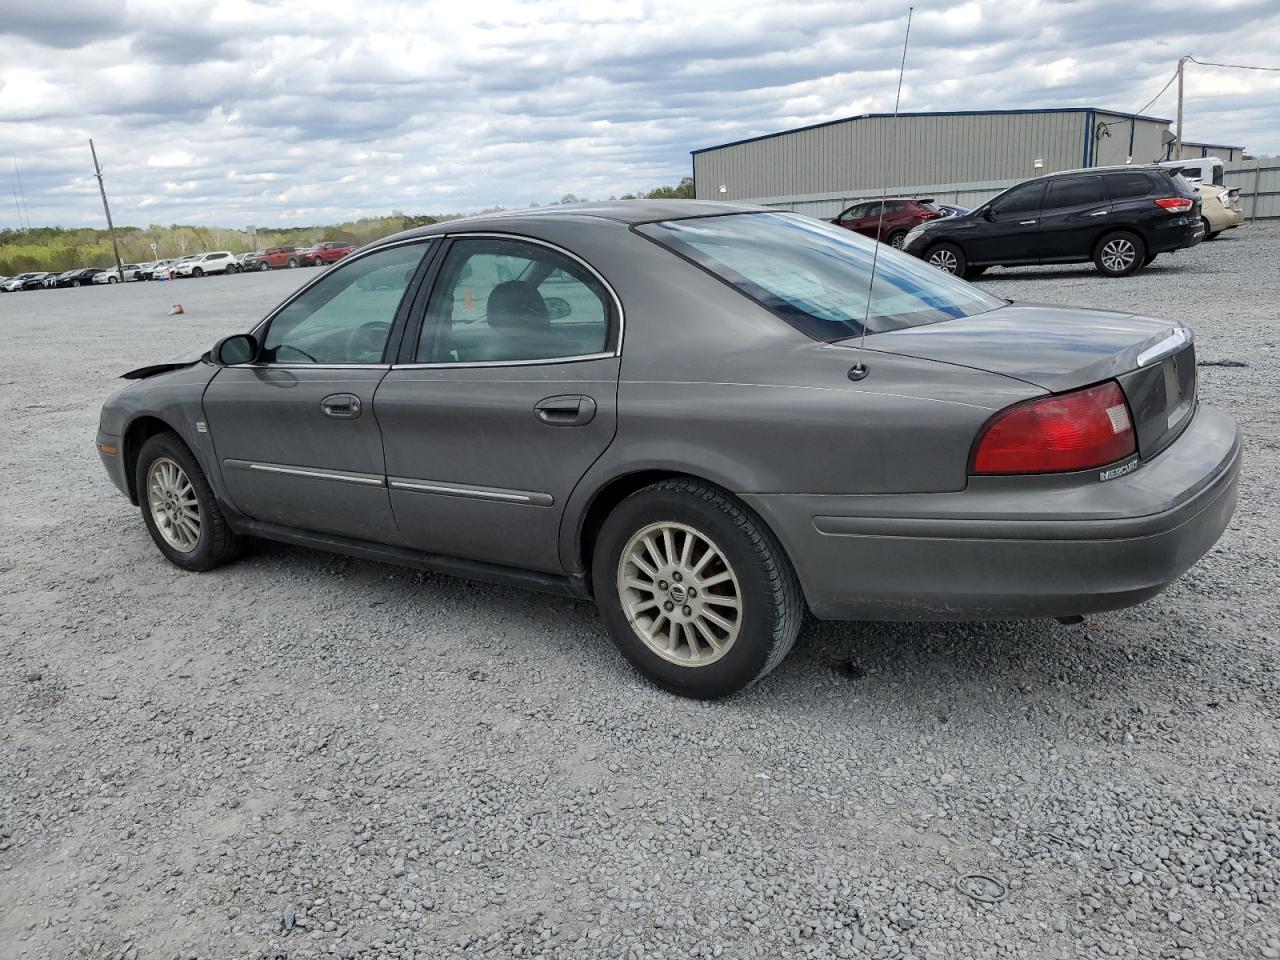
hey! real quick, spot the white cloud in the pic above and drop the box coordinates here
[0,0,1277,227]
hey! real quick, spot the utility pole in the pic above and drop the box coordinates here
[89,139,125,281]
[1174,56,1186,162]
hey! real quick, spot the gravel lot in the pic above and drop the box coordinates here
[2,227,1278,960]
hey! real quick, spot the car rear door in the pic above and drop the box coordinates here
[967,181,1046,265]
[1037,175,1109,262]
[201,240,436,543]
[374,234,621,575]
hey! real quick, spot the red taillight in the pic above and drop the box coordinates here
[971,381,1136,475]
[1154,197,1194,212]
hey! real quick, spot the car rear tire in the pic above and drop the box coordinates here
[887,230,908,249]
[1094,231,1146,277]
[135,432,242,572]
[591,479,804,699]
[926,242,965,276]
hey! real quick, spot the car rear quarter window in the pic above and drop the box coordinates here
[1045,176,1105,208]
[637,212,1004,340]
[1104,173,1155,199]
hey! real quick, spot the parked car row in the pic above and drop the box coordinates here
[901,164,1210,278]
[241,243,354,271]
[837,160,1243,280]
[1,242,356,292]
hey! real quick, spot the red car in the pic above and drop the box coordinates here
[302,242,354,266]
[242,246,303,271]
[831,197,944,248]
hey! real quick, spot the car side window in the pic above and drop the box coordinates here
[1044,176,1105,209]
[1104,173,1154,200]
[839,204,863,221]
[261,243,427,364]
[415,237,611,364]
[988,182,1045,217]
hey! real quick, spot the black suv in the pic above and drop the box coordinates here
[902,165,1203,278]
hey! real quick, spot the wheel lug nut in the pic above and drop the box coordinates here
[687,587,697,597]
[658,580,668,591]
[673,572,683,582]
[682,605,692,617]
[663,601,674,612]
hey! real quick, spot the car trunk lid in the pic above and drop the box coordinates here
[861,303,1197,459]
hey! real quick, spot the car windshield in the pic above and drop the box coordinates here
[638,212,1003,339]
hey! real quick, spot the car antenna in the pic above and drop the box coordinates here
[850,6,913,383]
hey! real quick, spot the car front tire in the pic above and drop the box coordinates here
[287,257,298,268]
[1094,230,1146,277]
[258,262,269,271]
[926,241,965,276]
[592,479,804,699]
[135,432,242,572]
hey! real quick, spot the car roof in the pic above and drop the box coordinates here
[379,200,770,247]
[1037,164,1172,179]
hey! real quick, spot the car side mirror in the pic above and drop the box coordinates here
[210,334,258,366]
[544,296,571,320]
[982,208,995,222]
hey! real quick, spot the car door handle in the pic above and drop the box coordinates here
[320,393,361,419]
[534,395,596,427]
[1019,219,1037,225]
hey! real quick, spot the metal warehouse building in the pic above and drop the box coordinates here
[692,107,1195,202]
[1176,140,1245,162]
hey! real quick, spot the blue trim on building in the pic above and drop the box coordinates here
[690,106,1175,155]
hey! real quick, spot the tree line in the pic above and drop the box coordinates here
[0,178,696,275]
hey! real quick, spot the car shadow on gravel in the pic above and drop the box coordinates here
[238,539,1238,732]
[976,263,1193,283]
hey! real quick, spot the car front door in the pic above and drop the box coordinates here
[967,181,1046,264]
[201,240,435,543]
[849,201,886,240]
[375,235,621,574]
[1037,175,1109,261]
[833,203,868,233]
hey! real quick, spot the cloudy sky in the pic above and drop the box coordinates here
[2,0,1277,229]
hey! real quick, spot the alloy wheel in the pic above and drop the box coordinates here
[146,456,201,553]
[891,234,906,249]
[928,248,959,274]
[616,521,742,667]
[1100,238,1136,273]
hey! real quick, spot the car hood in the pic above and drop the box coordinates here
[859,303,1185,392]
[121,347,208,380]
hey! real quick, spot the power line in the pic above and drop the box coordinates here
[1187,56,1280,72]
[1134,66,1181,117]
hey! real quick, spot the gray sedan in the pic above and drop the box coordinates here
[97,201,1240,699]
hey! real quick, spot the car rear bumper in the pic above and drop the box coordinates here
[1149,215,1204,253]
[743,404,1240,621]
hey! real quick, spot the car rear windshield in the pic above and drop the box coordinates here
[637,212,1003,340]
